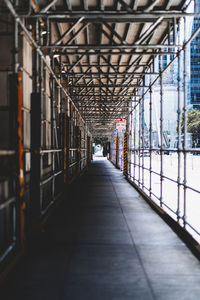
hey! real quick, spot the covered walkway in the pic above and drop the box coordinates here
[2,158,200,300]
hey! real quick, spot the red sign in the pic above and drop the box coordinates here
[116,118,126,131]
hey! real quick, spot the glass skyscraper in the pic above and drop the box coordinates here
[190,2,200,110]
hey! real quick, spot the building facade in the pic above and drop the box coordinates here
[189,1,200,110]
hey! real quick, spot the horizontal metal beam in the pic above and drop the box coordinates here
[81,109,113,112]
[80,110,128,112]
[67,72,159,75]
[82,110,128,113]
[83,114,128,117]
[74,99,131,102]
[78,104,130,106]
[43,44,180,49]
[83,110,127,113]
[67,84,149,88]
[53,51,176,56]
[61,63,148,67]
[17,12,200,21]
[73,99,132,103]
[83,116,127,119]
[69,76,141,80]
[85,117,124,120]
[78,107,130,109]
[78,103,129,106]
[86,120,116,123]
[75,98,131,103]
[71,94,134,97]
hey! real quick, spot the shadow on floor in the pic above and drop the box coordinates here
[2,159,200,300]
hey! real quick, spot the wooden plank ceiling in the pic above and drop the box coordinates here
[34,0,185,135]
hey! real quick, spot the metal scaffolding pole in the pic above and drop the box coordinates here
[3,0,85,124]
[141,81,145,190]
[160,57,163,208]
[177,20,181,223]
[183,17,188,228]
[138,92,141,186]
[133,93,137,181]
[149,66,153,198]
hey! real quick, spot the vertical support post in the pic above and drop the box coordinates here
[46,18,50,46]
[128,102,132,178]
[17,73,25,246]
[123,130,128,176]
[177,20,181,223]
[160,58,163,208]
[39,33,44,211]
[50,57,55,202]
[141,82,145,189]
[35,19,40,93]
[133,95,136,181]
[149,70,153,198]
[13,19,19,74]
[138,93,141,186]
[66,98,70,183]
[63,100,67,184]
[50,58,55,149]
[183,17,188,228]
[128,103,131,178]
[77,126,81,175]
[79,127,81,174]
[87,136,90,165]
[173,17,177,45]
[168,20,171,45]
[90,139,93,161]
[30,19,42,232]
[12,18,25,246]
[10,73,25,246]
[30,92,41,231]
[69,102,72,179]
[116,134,119,167]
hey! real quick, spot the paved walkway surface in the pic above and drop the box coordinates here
[2,157,200,300]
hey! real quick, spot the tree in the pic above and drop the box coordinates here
[180,109,200,146]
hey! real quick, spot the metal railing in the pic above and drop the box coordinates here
[125,16,200,243]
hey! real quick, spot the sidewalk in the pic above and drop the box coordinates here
[2,157,200,300]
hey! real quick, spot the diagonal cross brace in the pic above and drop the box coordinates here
[103,21,127,45]
[54,17,85,45]
[40,0,58,13]
[67,52,87,73]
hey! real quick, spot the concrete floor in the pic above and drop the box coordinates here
[2,157,200,300]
